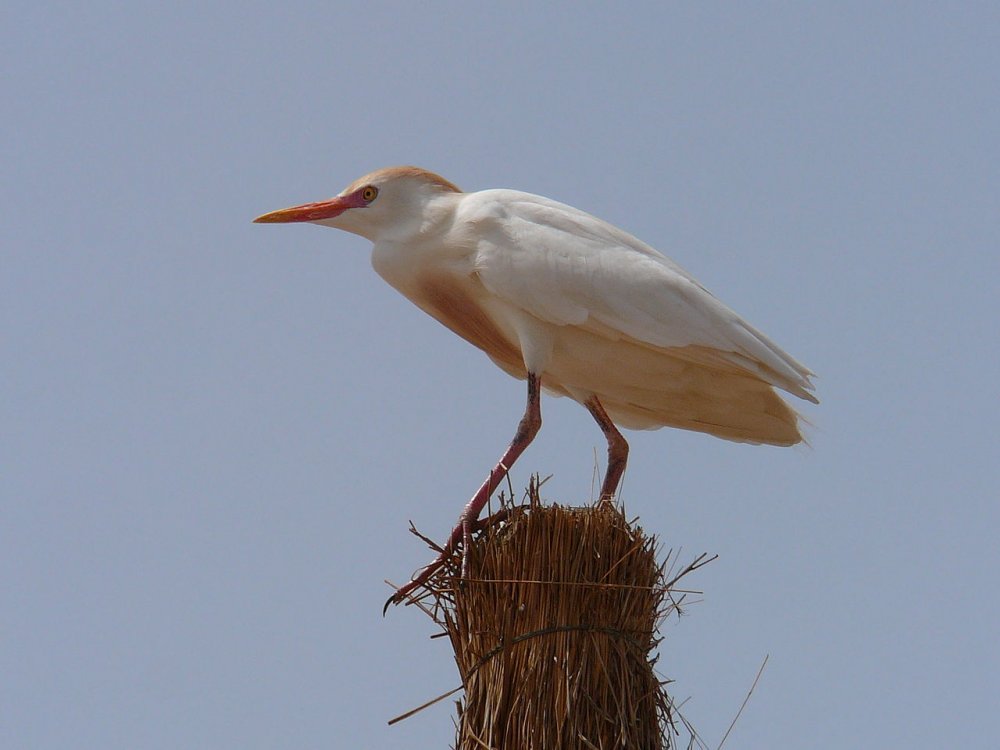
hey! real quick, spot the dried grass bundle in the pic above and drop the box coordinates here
[401,482,711,750]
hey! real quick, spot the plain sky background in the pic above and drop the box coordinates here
[4,3,998,748]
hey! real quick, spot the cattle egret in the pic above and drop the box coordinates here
[254,166,817,608]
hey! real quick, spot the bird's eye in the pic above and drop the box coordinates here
[361,185,379,202]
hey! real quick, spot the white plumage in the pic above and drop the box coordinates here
[255,165,817,606]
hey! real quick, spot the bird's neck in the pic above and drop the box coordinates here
[370,193,470,293]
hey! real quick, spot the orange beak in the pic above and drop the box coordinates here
[253,194,364,224]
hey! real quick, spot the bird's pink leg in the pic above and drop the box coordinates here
[584,396,629,503]
[386,373,542,610]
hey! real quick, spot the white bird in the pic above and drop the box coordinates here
[254,166,817,607]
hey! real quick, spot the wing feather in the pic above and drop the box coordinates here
[463,190,817,402]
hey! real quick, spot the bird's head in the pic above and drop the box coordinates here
[253,166,462,242]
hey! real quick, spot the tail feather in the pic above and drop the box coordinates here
[548,335,811,445]
[602,378,804,445]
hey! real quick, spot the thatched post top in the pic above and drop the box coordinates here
[390,485,714,749]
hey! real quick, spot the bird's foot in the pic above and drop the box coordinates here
[383,555,449,614]
[383,521,468,614]
[383,509,515,614]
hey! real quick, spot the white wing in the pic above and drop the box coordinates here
[461,189,817,402]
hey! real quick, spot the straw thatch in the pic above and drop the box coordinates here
[393,480,712,750]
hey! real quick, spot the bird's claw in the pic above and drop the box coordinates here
[383,591,402,616]
[383,581,421,615]
[382,555,447,615]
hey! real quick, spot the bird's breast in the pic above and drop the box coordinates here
[371,237,528,377]
[408,272,528,379]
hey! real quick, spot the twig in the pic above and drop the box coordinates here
[717,654,769,750]
[387,684,464,726]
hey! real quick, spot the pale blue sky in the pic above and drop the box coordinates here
[4,3,998,748]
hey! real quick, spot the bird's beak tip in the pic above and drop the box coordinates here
[252,197,351,225]
[253,208,297,224]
